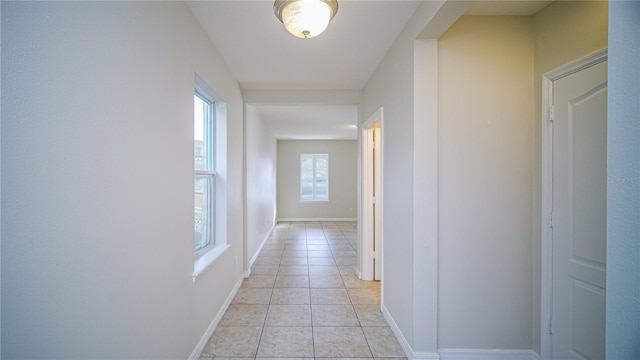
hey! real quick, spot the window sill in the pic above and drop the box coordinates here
[193,244,231,283]
[299,200,329,203]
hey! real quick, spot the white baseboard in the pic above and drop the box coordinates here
[381,304,440,359]
[276,217,357,222]
[439,349,540,360]
[381,304,539,360]
[188,275,244,360]
[414,352,442,360]
[245,224,275,277]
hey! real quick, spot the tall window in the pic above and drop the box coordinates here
[300,154,329,202]
[194,92,215,255]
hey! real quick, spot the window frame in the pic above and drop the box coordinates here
[194,90,216,258]
[300,153,329,202]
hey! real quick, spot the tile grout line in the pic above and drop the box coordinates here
[306,222,317,359]
[221,221,381,360]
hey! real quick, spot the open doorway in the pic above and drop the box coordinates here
[360,108,383,281]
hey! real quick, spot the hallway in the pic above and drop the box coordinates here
[200,221,406,359]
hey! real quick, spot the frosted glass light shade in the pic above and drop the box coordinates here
[274,0,338,39]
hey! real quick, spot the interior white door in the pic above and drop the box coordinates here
[373,127,381,280]
[551,60,607,360]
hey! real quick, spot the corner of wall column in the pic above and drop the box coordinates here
[412,38,439,353]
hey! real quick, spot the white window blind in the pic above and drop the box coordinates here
[300,153,329,202]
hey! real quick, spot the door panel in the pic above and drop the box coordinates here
[570,82,608,266]
[552,60,607,360]
[571,280,606,359]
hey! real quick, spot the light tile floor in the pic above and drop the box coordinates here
[200,221,407,360]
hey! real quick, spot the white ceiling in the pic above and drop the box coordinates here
[254,105,359,139]
[187,0,552,140]
[187,0,422,91]
[465,0,552,16]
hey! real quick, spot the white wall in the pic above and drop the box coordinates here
[245,105,277,269]
[606,1,640,358]
[362,1,467,354]
[364,1,613,355]
[277,140,357,220]
[1,2,244,359]
[362,1,452,354]
[437,15,534,349]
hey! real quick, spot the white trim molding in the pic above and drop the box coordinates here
[245,223,275,277]
[382,304,541,360]
[188,275,244,360]
[381,304,440,360]
[439,349,540,360]
[540,48,607,359]
[276,217,357,222]
[360,107,383,282]
[415,352,442,360]
[192,244,231,283]
[382,305,415,359]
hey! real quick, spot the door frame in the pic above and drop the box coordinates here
[540,48,607,359]
[360,107,383,282]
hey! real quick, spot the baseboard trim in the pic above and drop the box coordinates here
[245,224,275,277]
[276,217,357,222]
[415,352,442,360]
[188,275,244,360]
[381,305,539,360]
[438,349,540,360]
[381,304,441,359]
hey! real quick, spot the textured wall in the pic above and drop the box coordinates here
[606,1,640,358]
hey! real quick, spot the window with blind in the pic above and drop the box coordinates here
[300,153,329,202]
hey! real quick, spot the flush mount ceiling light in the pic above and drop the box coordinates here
[274,0,338,39]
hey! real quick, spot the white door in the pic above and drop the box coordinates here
[361,109,382,282]
[373,127,381,280]
[551,60,607,360]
